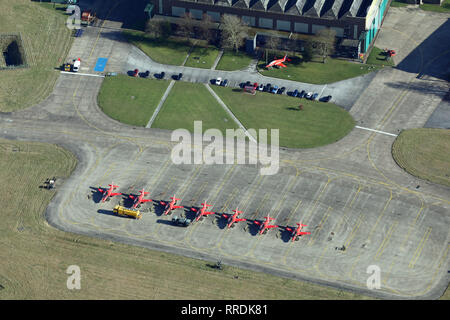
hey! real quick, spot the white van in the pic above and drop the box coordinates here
[73,58,81,72]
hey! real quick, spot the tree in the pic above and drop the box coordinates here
[314,28,336,63]
[302,40,314,63]
[265,36,281,62]
[145,19,172,38]
[198,14,215,44]
[220,14,249,53]
[178,12,195,44]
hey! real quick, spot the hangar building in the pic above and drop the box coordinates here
[149,0,391,56]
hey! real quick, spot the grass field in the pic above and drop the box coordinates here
[420,0,450,12]
[97,75,170,127]
[152,82,239,133]
[211,86,355,148]
[0,0,73,112]
[122,30,192,66]
[366,47,396,66]
[0,138,373,299]
[215,50,254,71]
[258,55,380,84]
[392,128,450,187]
[183,46,220,69]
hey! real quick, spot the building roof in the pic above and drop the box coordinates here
[176,0,373,18]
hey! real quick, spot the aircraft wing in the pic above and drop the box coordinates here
[254,221,261,226]
[98,188,104,193]
[267,225,278,229]
[278,63,287,68]
[129,195,135,199]
[141,199,152,203]
[110,193,122,196]
[236,218,246,222]
[222,214,229,219]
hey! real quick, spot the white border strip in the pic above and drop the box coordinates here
[355,125,398,137]
[60,71,105,78]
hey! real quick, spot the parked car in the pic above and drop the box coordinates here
[160,71,165,79]
[258,84,264,91]
[132,68,139,77]
[292,89,299,97]
[276,87,283,94]
[311,93,319,100]
[172,73,183,80]
[280,87,286,93]
[215,77,222,85]
[253,82,258,88]
[271,85,278,94]
[221,79,228,86]
[141,70,150,78]
[320,95,332,102]
[305,92,313,99]
[298,90,306,98]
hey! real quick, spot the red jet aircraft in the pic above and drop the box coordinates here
[160,195,184,215]
[98,183,121,202]
[192,201,215,222]
[265,54,290,69]
[284,223,311,242]
[129,188,152,209]
[254,216,278,235]
[221,208,246,228]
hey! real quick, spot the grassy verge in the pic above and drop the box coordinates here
[0,0,73,112]
[0,138,371,299]
[420,0,450,12]
[390,0,410,7]
[153,82,239,133]
[392,129,450,187]
[184,46,220,69]
[122,30,191,66]
[211,86,355,148]
[366,47,396,66]
[216,50,254,71]
[97,74,170,127]
[258,54,380,84]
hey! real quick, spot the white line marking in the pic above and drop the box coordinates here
[60,71,105,78]
[355,126,398,137]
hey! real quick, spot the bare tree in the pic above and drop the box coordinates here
[314,28,336,63]
[198,14,215,43]
[178,12,195,44]
[145,19,172,39]
[220,14,249,53]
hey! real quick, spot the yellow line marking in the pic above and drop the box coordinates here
[373,221,398,261]
[409,227,432,269]
[307,206,332,246]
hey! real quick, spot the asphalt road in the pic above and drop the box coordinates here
[0,6,449,299]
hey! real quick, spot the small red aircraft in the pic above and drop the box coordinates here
[192,201,215,222]
[266,54,290,69]
[98,183,121,202]
[284,223,311,242]
[254,215,278,235]
[160,195,183,215]
[221,208,246,229]
[129,188,152,209]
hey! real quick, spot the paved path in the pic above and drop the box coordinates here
[204,83,257,142]
[146,80,175,128]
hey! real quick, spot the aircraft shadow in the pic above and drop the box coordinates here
[155,219,174,226]
[280,229,294,243]
[215,214,229,230]
[246,221,262,236]
[89,186,104,203]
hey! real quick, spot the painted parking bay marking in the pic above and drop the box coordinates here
[94,57,108,72]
